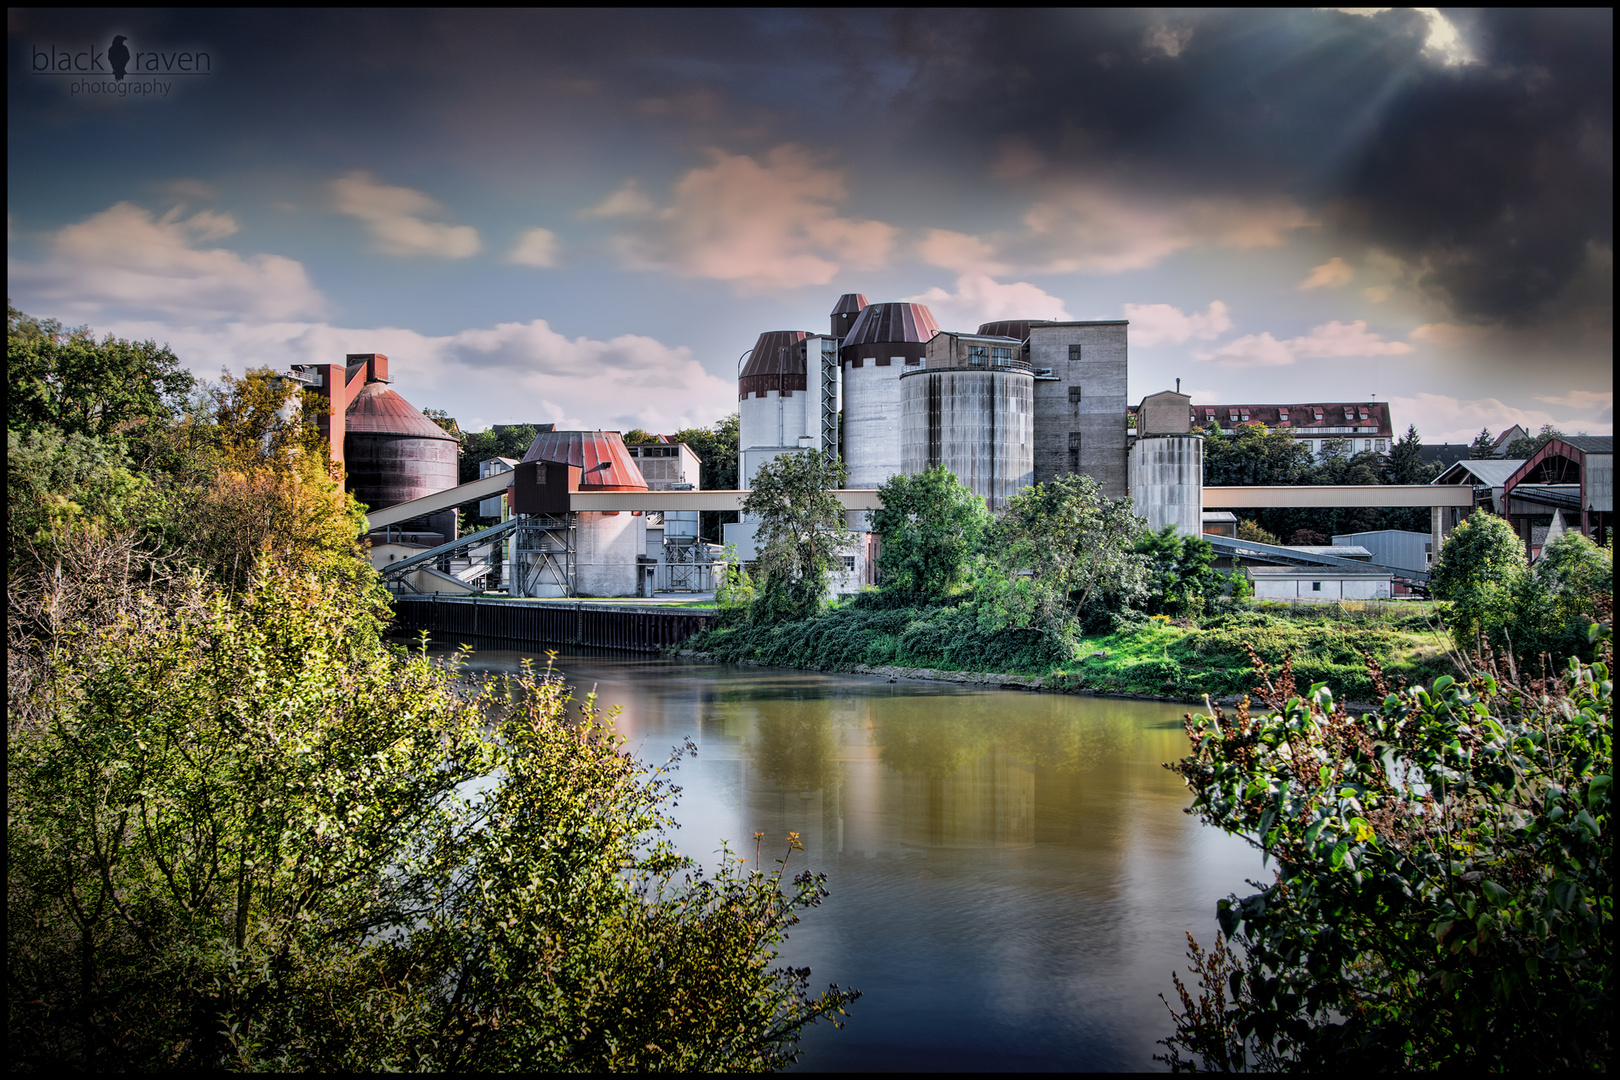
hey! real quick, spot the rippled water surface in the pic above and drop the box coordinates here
[443,645,1263,1072]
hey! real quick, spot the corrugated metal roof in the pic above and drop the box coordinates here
[976,320,1051,340]
[842,302,939,347]
[1433,459,1528,486]
[739,330,810,381]
[831,293,868,316]
[344,382,460,440]
[1559,435,1613,454]
[521,430,648,491]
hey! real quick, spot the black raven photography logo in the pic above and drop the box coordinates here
[31,32,212,98]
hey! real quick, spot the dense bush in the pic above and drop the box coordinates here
[8,557,856,1070]
[1160,631,1612,1071]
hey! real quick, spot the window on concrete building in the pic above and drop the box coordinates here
[1068,431,1082,471]
[1069,344,1083,363]
[1312,581,1322,591]
[991,346,1012,367]
[968,344,989,367]
[840,555,856,571]
[1069,385,1082,416]
[1376,439,1388,452]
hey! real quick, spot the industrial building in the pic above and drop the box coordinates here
[1152,399,1395,458]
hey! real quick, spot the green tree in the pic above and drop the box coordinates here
[1236,518,1281,546]
[1517,529,1615,661]
[983,473,1147,634]
[1384,424,1439,485]
[870,465,990,598]
[1503,423,1565,460]
[1201,422,1315,487]
[7,305,195,448]
[623,427,661,444]
[8,558,856,1070]
[1160,638,1612,1071]
[459,425,539,485]
[1469,427,1499,459]
[742,451,851,624]
[1135,525,1217,617]
[1430,512,1529,652]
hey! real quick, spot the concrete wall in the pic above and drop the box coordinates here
[1028,322,1129,496]
[574,511,645,597]
[1248,569,1393,600]
[900,368,1034,511]
[842,355,907,490]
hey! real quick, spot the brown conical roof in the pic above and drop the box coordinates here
[738,329,811,399]
[843,302,939,347]
[344,382,459,440]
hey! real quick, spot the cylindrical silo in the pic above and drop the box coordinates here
[738,330,812,486]
[344,381,460,543]
[522,430,649,598]
[901,366,1034,511]
[1128,435,1204,537]
[841,301,939,491]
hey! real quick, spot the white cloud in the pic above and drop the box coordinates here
[1123,301,1232,346]
[604,145,898,291]
[90,316,733,434]
[8,201,325,322]
[1144,23,1194,58]
[580,180,655,219]
[507,227,560,268]
[1533,389,1612,413]
[1410,321,1495,347]
[1330,8,1476,66]
[330,171,481,258]
[1362,285,1393,302]
[904,275,1070,328]
[1299,256,1354,290]
[972,185,1312,275]
[1386,392,1609,444]
[915,228,1009,275]
[1195,319,1412,368]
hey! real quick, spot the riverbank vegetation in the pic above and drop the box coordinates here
[698,455,1609,704]
[7,309,854,1070]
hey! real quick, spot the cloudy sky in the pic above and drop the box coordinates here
[8,8,1612,441]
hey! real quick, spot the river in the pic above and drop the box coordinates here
[441,644,1264,1072]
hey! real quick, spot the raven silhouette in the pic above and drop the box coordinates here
[108,35,129,81]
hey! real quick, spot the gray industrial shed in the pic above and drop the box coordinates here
[1331,529,1432,575]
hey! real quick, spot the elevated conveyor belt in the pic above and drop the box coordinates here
[363,472,514,531]
[1206,534,1428,582]
[379,517,518,580]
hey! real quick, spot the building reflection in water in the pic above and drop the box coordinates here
[442,647,1261,1071]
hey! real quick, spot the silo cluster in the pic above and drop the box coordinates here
[520,430,648,597]
[838,301,939,490]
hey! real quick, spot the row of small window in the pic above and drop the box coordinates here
[966,345,1017,367]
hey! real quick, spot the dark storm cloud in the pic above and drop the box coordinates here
[10,8,1609,332]
[821,8,1612,331]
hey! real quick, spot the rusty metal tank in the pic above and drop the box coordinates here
[344,381,460,540]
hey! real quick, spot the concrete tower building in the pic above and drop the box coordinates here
[1129,390,1203,536]
[901,331,1035,511]
[978,320,1130,497]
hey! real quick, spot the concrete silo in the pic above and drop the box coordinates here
[901,332,1034,511]
[1128,390,1202,536]
[520,430,648,597]
[840,301,940,490]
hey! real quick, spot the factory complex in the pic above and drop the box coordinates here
[292,291,1610,603]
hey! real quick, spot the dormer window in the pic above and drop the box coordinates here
[1359,408,1370,421]
[1229,410,1240,422]
[1343,407,1356,421]
[1313,408,1324,421]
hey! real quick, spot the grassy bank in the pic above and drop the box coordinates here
[684,597,1458,704]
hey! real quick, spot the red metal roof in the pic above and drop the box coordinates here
[842,302,939,347]
[521,430,648,490]
[344,382,459,440]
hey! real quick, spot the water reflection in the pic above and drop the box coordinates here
[439,643,1262,1072]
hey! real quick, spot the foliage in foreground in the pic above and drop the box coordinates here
[1159,634,1612,1071]
[8,558,855,1071]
